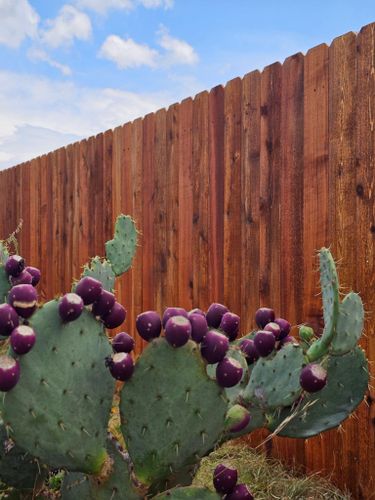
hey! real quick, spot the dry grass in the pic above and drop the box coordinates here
[193,442,351,500]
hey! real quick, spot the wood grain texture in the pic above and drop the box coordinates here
[1,23,375,499]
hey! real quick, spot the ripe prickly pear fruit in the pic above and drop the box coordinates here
[274,317,291,339]
[136,310,162,341]
[189,313,208,343]
[5,255,25,277]
[112,332,135,353]
[201,329,229,364]
[9,270,33,286]
[239,339,259,364]
[224,484,254,499]
[255,307,275,328]
[58,293,84,322]
[188,308,205,318]
[25,266,41,286]
[300,363,327,393]
[0,304,19,336]
[162,307,188,328]
[279,335,298,348]
[92,289,116,317]
[0,355,20,391]
[106,352,134,381]
[10,325,36,355]
[220,312,240,341]
[254,330,275,357]
[264,321,281,339]
[75,276,103,305]
[8,285,38,319]
[103,302,126,329]
[216,357,243,388]
[165,315,191,347]
[213,463,238,494]
[206,303,229,328]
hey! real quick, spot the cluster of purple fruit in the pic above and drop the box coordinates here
[0,255,41,392]
[58,276,126,328]
[213,463,253,499]
[134,302,244,389]
[105,331,135,382]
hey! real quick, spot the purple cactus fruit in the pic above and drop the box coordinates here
[0,304,19,337]
[274,317,291,340]
[239,339,259,364]
[136,310,162,341]
[8,284,38,319]
[92,290,116,317]
[0,355,20,392]
[224,484,254,500]
[5,255,25,277]
[162,307,188,328]
[25,266,41,287]
[106,352,134,381]
[300,363,327,393]
[264,321,281,339]
[112,332,135,353]
[253,330,275,357]
[216,357,243,388]
[165,315,191,348]
[102,302,126,329]
[255,307,275,328]
[58,293,84,322]
[10,325,36,355]
[206,303,229,328]
[278,335,298,350]
[189,313,208,343]
[213,463,238,494]
[188,308,205,318]
[9,270,33,286]
[220,312,240,341]
[229,410,251,434]
[200,329,229,364]
[75,277,103,305]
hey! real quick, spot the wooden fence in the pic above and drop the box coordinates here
[1,21,374,499]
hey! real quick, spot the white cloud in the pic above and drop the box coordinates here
[0,0,39,48]
[27,48,72,76]
[75,0,173,14]
[99,35,158,69]
[41,4,92,48]
[0,70,176,169]
[158,26,198,66]
[139,0,173,8]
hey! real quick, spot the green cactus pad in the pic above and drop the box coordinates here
[120,339,228,489]
[0,266,10,303]
[61,437,141,500]
[242,343,304,410]
[79,257,116,293]
[331,292,364,355]
[105,215,137,277]
[267,346,369,438]
[3,300,115,473]
[153,487,220,499]
[0,242,9,265]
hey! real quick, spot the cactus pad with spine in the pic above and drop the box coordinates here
[0,242,10,301]
[105,215,137,276]
[331,292,364,355]
[0,242,9,265]
[120,338,228,489]
[267,346,368,438]
[154,487,220,499]
[242,343,304,409]
[80,257,115,293]
[3,300,115,473]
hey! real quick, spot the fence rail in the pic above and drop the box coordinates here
[1,22,375,500]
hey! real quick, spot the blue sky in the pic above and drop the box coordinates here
[0,0,374,169]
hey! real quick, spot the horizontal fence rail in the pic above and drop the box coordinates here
[1,22,375,500]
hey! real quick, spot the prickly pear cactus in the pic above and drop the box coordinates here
[105,215,138,276]
[331,292,364,355]
[154,487,220,499]
[120,339,228,491]
[3,301,115,473]
[80,257,116,293]
[0,242,10,303]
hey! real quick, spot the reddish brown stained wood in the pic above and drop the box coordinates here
[192,91,210,310]
[178,98,194,309]
[86,136,96,259]
[76,139,90,273]
[302,42,330,479]
[103,129,114,243]
[208,85,225,304]
[241,71,261,334]
[94,133,105,256]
